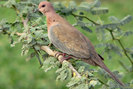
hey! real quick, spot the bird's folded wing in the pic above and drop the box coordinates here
[49,23,95,59]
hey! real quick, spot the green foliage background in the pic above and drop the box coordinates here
[0,0,133,89]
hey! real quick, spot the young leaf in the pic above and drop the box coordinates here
[109,16,120,23]
[56,61,72,81]
[119,15,132,26]
[78,2,91,12]
[91,0,101,8]
[42,57,59,72]
[123,30,133,36]
[96,23,119,30]
[81,26,92,32]
[4,0,16,8]
[91,7,108,15]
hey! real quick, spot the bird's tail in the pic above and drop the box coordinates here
[82,57,124,86]
[98,63,125,86]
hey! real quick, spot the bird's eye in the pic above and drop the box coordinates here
[42,5,46,7]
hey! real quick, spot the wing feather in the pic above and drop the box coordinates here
[48,23,95,59]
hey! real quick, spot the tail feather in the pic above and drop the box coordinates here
[82,54,124,86]
[98,54,104,60]
[99,63,125,86]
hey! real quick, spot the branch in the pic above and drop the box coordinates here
[72,13,133,70]
[110,30,133,66]
[40,46,81,78]
[15,32,23,36]
[71,13,99,25]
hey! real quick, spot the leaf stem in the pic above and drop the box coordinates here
[71,13,99,25]
[98,79,109,87]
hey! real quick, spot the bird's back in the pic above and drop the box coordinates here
[48,13,98,59]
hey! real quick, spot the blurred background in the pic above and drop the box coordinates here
[0,0,133,89]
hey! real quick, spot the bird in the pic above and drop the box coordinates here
[38,1,124,86]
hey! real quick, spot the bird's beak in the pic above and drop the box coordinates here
[34,8,39,13]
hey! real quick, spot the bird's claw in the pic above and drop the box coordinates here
[48,43,53,47]
[55,52,72,63]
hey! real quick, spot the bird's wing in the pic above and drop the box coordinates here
[48,23,95,59]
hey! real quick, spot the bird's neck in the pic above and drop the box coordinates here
[45,11,58,29]
[45,11,69,30]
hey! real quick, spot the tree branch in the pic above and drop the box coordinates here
[71,13,100,25]
[40,46,81,78]
[15,32,23,36]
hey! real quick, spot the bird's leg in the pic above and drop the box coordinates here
[55,52,72,62]
[55,52,66,57]
[48,43,53,47]
[61,56,72,62]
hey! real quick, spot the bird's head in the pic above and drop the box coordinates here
[38,1,55,15]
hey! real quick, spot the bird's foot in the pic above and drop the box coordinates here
[48,43,53,47]
[60,56,72,63]
[55,52,72,63]
[55,52,67,57]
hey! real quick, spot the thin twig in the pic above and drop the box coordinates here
[33,46,43,67]
[110,30,133,67]
[71,13,99,25]
[98,79,109,87]
[119,60,129,72]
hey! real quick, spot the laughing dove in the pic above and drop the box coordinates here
[38,1,124,86]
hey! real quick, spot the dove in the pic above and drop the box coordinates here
[38,1,124,86]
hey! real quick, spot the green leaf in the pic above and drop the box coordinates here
[89,80,98,87]
[56,61,72,81]
[4,0,16,8]
[34,30,44,38]
[91,7,108,15]
[119,15,132,26]
[123,30,133,36]
[78,2,91,12]
[104,43,122,59]
[67,77,89,89]
[74,83,88,89]
[66,77,81,87]
[78,0,101,12]
[94,69,109,84]
[42,57,59,72]
[34,45,40,51]
[78,66,85,73]
[96,23,119,30]
[96,27,106,41]
[27,34,33,43]
[26,52,36,61]
[81,26,92,32]
[68,1,77,10]
[92,0,101,7]
[18,33,27,42]
[109,16,120,23]
[21,44,29,56]
[29,0,44,4]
